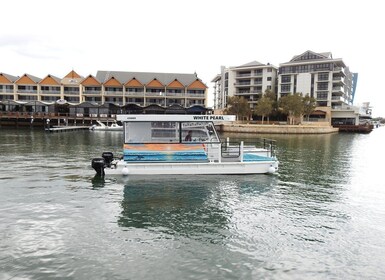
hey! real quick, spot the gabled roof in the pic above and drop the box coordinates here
[146,78,164,88]
[167,79,184,88]
[290,50,331,62]
[187,79,207,89]
[40,74,62,85]
[125,78,144,87]
[81,75,101,86]
[15,74,41,84]
[0,73,18,83]
[96,70,204,87]
[280,50,345,67]
[104,76,122,87]
[64,70,82,79]
[62,70,83,85]
[235,61,265,68]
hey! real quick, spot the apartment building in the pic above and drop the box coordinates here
[0,70,208,108]
[278,50,358,122]
[212,61,278,110]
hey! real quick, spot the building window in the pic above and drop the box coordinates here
[281,84,291,92]
[317,82,329,90]
[281,75,291,83]
[318,73,329,81]
[267,77,272,81]
[317,92,328,99]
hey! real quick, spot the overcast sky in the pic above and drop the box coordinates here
[1,0,384,116]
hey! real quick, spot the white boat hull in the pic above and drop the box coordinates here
[103,159,279,176]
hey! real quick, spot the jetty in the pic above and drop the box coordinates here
[45,126,90,133]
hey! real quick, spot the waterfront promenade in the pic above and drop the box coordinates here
[1,111,339,134]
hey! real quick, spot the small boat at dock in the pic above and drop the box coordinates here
[91,114,279,177]
[89,120,123,131]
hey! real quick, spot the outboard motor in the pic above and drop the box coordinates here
[92,158,105,176]
[102,152,114,167]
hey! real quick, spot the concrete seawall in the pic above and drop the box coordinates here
[218,123,339,134]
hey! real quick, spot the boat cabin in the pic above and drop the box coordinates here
[116,115,235,163]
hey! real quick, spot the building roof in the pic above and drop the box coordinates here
[235,61,265,68]
[280,50,345,67]
[0,73,18,83]
[96,70,204,87]
[62,70,83,85]
[231,61,277,70]
[15,73,41,84]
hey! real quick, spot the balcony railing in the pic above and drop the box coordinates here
[126,91,145,96]
[186,93,205,98]
[40,90,61,94]
[0,89,14,93]
[104,90,123,95]
[83,91,102,95]
[166,92,184,97]
[17,90,38,94]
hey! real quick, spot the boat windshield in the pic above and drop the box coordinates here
[124,121,220,143]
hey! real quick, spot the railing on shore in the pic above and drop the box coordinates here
[0,111,117,128]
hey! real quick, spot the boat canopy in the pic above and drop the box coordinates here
[117,114,235,122]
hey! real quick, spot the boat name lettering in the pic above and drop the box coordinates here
[193,116,224,120]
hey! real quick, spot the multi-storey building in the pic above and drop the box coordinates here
[0,70,208,108]
[278,50,358,122]
[212,61,278,110]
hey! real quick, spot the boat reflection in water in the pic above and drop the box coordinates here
[116,175,277,238]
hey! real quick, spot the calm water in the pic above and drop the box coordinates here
[0,126,385,279]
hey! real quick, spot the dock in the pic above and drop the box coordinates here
[45,126,90,133]
[333,124,373,133]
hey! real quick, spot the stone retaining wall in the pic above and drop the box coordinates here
[218,124,339,134]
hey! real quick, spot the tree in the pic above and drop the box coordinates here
[224,96,251,120]
[254,96,273,124]
[263,89,278,122]
[302,94,317,121]
[279,93,303,124]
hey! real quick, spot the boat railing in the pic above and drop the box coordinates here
[222,138,276,158]
[221,140,241,158]
[261,138,276,157]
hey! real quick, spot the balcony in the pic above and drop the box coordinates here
[333,67,346,77]
[83,90,102,95]
[331,96,345,103]
[186,93,205,98]
[146,92,164,97]
[332,76,345,85]
[40,90,61,95]
[126,91,145,96]
[166,92,185,97]
[64,90,80,95]
[17,89,38,94]
[236,73,251,78]
[234,82,251,87]
[332,86,344,95]
[104,90,123,95]
[0,88,14,93]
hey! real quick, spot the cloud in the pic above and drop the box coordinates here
[0,34,82,61]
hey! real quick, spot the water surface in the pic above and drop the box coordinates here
[1,127,384,279]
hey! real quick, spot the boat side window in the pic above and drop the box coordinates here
[124,122,153,143]
[181,122,219,143]
[125,121,179,143]
[151,121,179,143]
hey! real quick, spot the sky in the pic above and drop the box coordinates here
[1,0,384,117]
